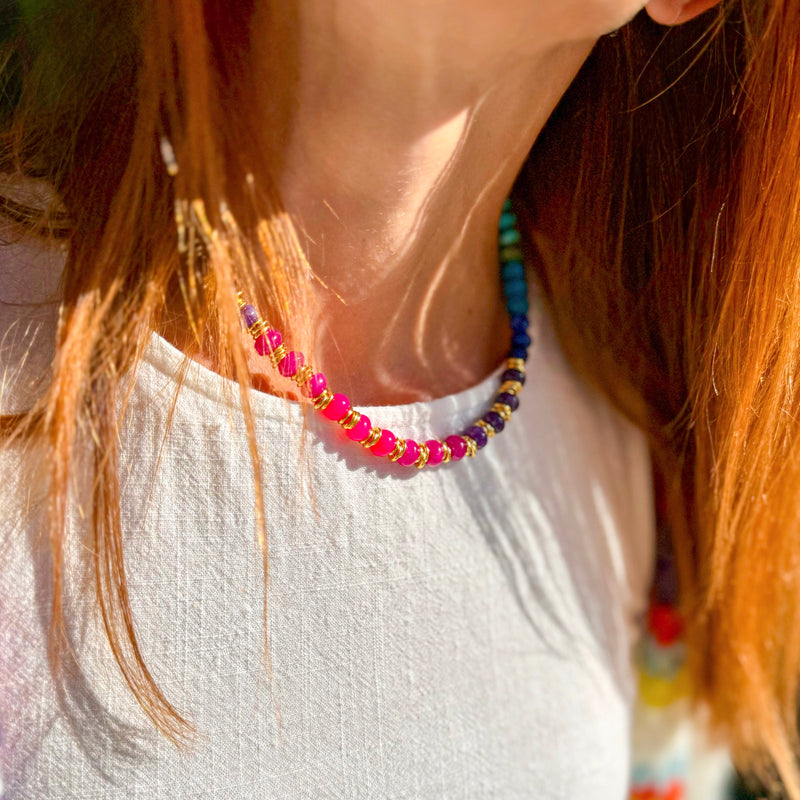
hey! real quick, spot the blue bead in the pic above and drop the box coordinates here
[512,332,532,348]
[502,368,526,385]
[483,411,505,434]
[509,346,529,360]
[465,424,488,449]
[503,278,527,299]
[241,304,259,327]
[501,260,524,281]
[507,297,529,316]
[502,199,513,212]
[499,211,517,231]
[510,314,529,334]
[496,392,520,412]
[499,228,521,247]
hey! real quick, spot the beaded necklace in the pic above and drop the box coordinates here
[236,200,531,470]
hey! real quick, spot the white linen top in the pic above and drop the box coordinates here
[0,228,654,799]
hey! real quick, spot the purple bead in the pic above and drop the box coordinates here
[501,368,526,385]
[241,304,259,327]
[496,392,519,412]
[483,411,505,433]
[464,425,488,449]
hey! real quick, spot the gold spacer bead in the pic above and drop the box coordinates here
[388,438,407,462]
[492,402,512,422]
[361,427,382,448]
[500,381,523,396]
[441,442,452,464]
[312,388,334,411]
[415,442,430,469]
[293,364,314,387]
[506,358,526,372]
[268,344,288,368]
[236,292,245,308]
[463,436,478,458]
[248,318,268,339]
[476,419,496,438]
[339,408,360,430]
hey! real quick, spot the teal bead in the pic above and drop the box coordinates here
[499,211,517,231]
[499,228,521,247]
[507,296,529,315]
[502,198,513,212]
[501,260,524,281]
[503,278,527,299]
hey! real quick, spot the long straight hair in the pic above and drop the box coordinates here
[2,0,800,793]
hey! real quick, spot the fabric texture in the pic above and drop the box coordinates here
[0,230,654,799]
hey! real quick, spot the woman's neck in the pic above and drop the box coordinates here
[241,3,598,404]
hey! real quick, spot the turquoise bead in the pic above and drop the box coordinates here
[503,278,527,299]
[497,200,528,331]
[499,211,517,231]
[501,260,524,281]
[499,228,521,247]
[507,296,529,315]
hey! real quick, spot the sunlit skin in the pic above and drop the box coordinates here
[234,0,719,404]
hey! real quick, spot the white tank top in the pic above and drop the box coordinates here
[0,229,654,799]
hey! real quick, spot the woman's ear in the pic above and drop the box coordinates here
[644,0,722,25]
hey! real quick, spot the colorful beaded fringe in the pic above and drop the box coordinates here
[237,200,531,470]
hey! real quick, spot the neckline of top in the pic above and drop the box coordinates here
[140,285,544,430]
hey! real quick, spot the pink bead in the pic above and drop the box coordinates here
[425,439,444,466]
[278,351,304,377]
[255,329,282,355]
[445,434,467,461]
[398,439,420,466]
[346,414,371,442]
[321,393,350,421]
[303,372,327,398]
[254,334,269,356]
[370,429,396,458]
[266,329,282,350]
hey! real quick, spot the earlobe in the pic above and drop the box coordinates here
[644,0,722,25]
